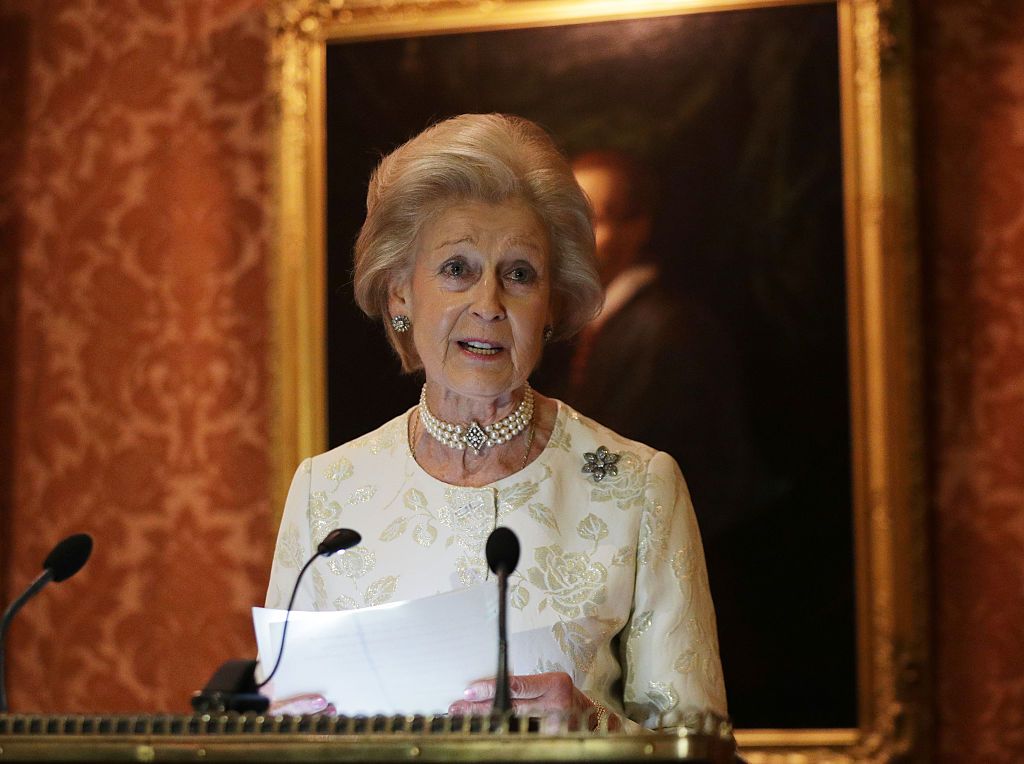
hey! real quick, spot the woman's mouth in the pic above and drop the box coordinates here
[458,340,503,356]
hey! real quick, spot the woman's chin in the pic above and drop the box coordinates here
[429,369,525,401]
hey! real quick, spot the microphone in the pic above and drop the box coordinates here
[317,528,361,557]
[257,528,362,689]
[0,533,93,712]
[485,527,520,715]
[191,528,362,714]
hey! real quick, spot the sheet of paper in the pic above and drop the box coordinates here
[253,584,506,716]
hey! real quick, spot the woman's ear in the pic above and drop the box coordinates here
[387,276,412,319]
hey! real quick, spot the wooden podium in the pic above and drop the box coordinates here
[0,712,735,762]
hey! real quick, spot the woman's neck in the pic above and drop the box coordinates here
[410,392,557,488]
[423,382,525,426]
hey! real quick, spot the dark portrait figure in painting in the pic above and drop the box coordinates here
[534,149,755,545]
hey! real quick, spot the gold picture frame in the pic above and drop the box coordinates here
[268,0,928,760]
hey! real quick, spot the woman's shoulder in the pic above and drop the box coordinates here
[552,399,661,462]
[302,408,412,474]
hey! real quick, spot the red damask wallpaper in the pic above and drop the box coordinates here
[0,0,273,711]
[0,0,1021,758]
[916,1,1024,761]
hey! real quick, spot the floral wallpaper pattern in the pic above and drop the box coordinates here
[917,1,1024,761]
[1,0,272,712]
[0,0,1021,757]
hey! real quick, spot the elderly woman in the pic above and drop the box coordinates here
[265,114,727,730]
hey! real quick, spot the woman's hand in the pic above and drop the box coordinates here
[447,672,618,731]
[268,693,335,716]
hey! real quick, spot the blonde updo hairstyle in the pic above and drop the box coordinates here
[353,114,603,372]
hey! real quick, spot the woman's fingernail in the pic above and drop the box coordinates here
[463,687,478,700]
[310,696,328,711]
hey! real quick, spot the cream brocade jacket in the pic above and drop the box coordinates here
[266,402,727,726]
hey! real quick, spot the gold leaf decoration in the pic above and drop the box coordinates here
[632,610,654,637]
[364,576,398,606]
[611,545,634,567]
[528,502,559,532]
[646,681,679,713]
[333,593,358,611]
[323,457,353,488]
[275,523,304,569]
[403,488,428,512]
[380,516,409,542]
[345,485,377,505]
[499,481,539,511]
[412,522,437,547]
[577,513,609,544]
[510,583,530,610]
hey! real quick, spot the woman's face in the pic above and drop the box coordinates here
[389,198,553,402]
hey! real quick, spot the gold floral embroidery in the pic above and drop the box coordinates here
[439,488,495,554]
[577,513,609,550]
[307,490,343,548]
[632,611,654,636]
[380,517,409,542]
[553,617,619,676]
[611,545,634,567]
[548,414,573,451]
[403,488,428,513]
[528,545,608,619]
[625,610,653,669]
[671,544,698,582]
[311,567,328,610]
[455,554,488,587]
[275,523,304,570]
[412,523,438,547]
[510,582,530,610]
[588,452,647,510]
[323,458,353,490]
[497,481,539,514]
[534,658,570,675]
[351,418,402,454]
[528,502,559,532]
[646,681,679,713]
[674,649,697,674]
[333,593,358,610]
[364,576,399,606]
[637,500,669,566]
[328,546,375,579]
[344,485,377,505]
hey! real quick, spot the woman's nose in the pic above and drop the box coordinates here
[470,276,506,321]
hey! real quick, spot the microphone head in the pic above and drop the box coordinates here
[317,528,361,557]
[486,527,520,576]
[43,533,93,583]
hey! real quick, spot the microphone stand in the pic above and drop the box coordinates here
[0,570,55,713]
[191,528,361,714]
[494,566,512,716]
[485,526,520,724]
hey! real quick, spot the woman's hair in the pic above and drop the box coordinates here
[353,113,603,372]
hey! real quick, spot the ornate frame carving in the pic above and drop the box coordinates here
[268,1,928,760]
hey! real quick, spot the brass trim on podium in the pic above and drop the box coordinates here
[269,1,929,761]
[0,713,736,762]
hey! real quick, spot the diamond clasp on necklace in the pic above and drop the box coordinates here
[464,422,488,453]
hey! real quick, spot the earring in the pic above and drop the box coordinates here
[543,325,554,342]
[391,315,411,333]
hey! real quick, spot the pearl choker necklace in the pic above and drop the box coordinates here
[418,384,534,454]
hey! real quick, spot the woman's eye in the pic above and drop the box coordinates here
[440,260,467,278]
[507,266,535,283]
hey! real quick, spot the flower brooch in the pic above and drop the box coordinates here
[582,446,620,483]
